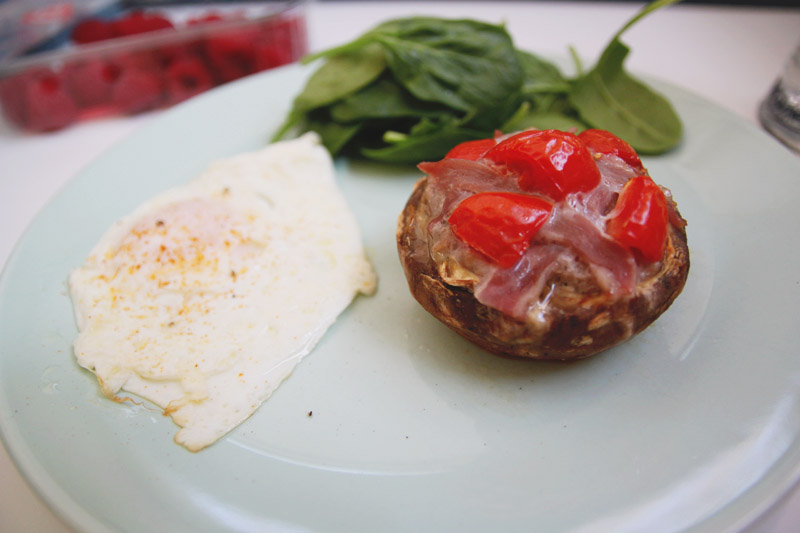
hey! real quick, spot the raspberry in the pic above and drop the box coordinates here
[71,18,114,44]
[204,28,260,82]
[111,11,173,37]
[111,68,163,114]
[154,40,203,69]
[164,56,214,105]
[112,50,161,77]
[254,16,306,72]
[23,72,79,132]
[253,41,294,71]
[64,59,121,107]
[0,73,30,127]
[188,13,225,26]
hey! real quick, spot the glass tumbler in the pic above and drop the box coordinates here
[759,43,800,152]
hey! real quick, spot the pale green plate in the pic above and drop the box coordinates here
[2,64,800,532]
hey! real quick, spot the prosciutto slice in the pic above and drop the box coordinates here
[419,152,648,320]
[473,243,565,320]
[537,205,636,295]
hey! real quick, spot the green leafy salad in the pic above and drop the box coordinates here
[274,0,682,164]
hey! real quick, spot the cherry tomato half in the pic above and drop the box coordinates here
[483,129,601,201]
[606,175,668,262]
[578,129,643,169]
[449,192,553,268]
[445,138,497,161]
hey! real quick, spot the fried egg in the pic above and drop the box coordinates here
[69,133,376,451]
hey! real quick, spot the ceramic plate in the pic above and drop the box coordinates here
[2,64,800,532]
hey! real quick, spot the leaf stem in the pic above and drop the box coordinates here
[613,0,683,42]
[568,46,583,77]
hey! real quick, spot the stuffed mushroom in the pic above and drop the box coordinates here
[397,128,689,361]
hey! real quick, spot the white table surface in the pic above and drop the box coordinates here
[1,1,799,531]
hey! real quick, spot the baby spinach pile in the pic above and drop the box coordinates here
[274,0,682,164]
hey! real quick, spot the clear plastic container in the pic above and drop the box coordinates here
[0,1,307,132]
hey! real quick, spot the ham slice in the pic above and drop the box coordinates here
[537,205,636,295]
[473,243,565,320]
[418,152,647,319]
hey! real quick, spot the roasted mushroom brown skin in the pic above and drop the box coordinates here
[396,129,690,361]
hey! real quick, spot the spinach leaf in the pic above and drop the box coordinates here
[305,117,362,155]
[361,125,485,164]
[502,98,589,133]
[569,0,683,153]
[275,2,684,164]
[462,95,524,133]
[506,111,588,133]
[329,76,448,122]
[293,43,386,113]
[499,52,586,132]
[370,18,523,112]
[517,51,570,96]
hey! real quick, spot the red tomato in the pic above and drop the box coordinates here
[445,138,497,161]
[449,192,553,268]
[578,129,643,169]
[483,129,601,201]
[606,175,669,262]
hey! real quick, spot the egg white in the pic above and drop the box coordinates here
[69,133,376,451]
